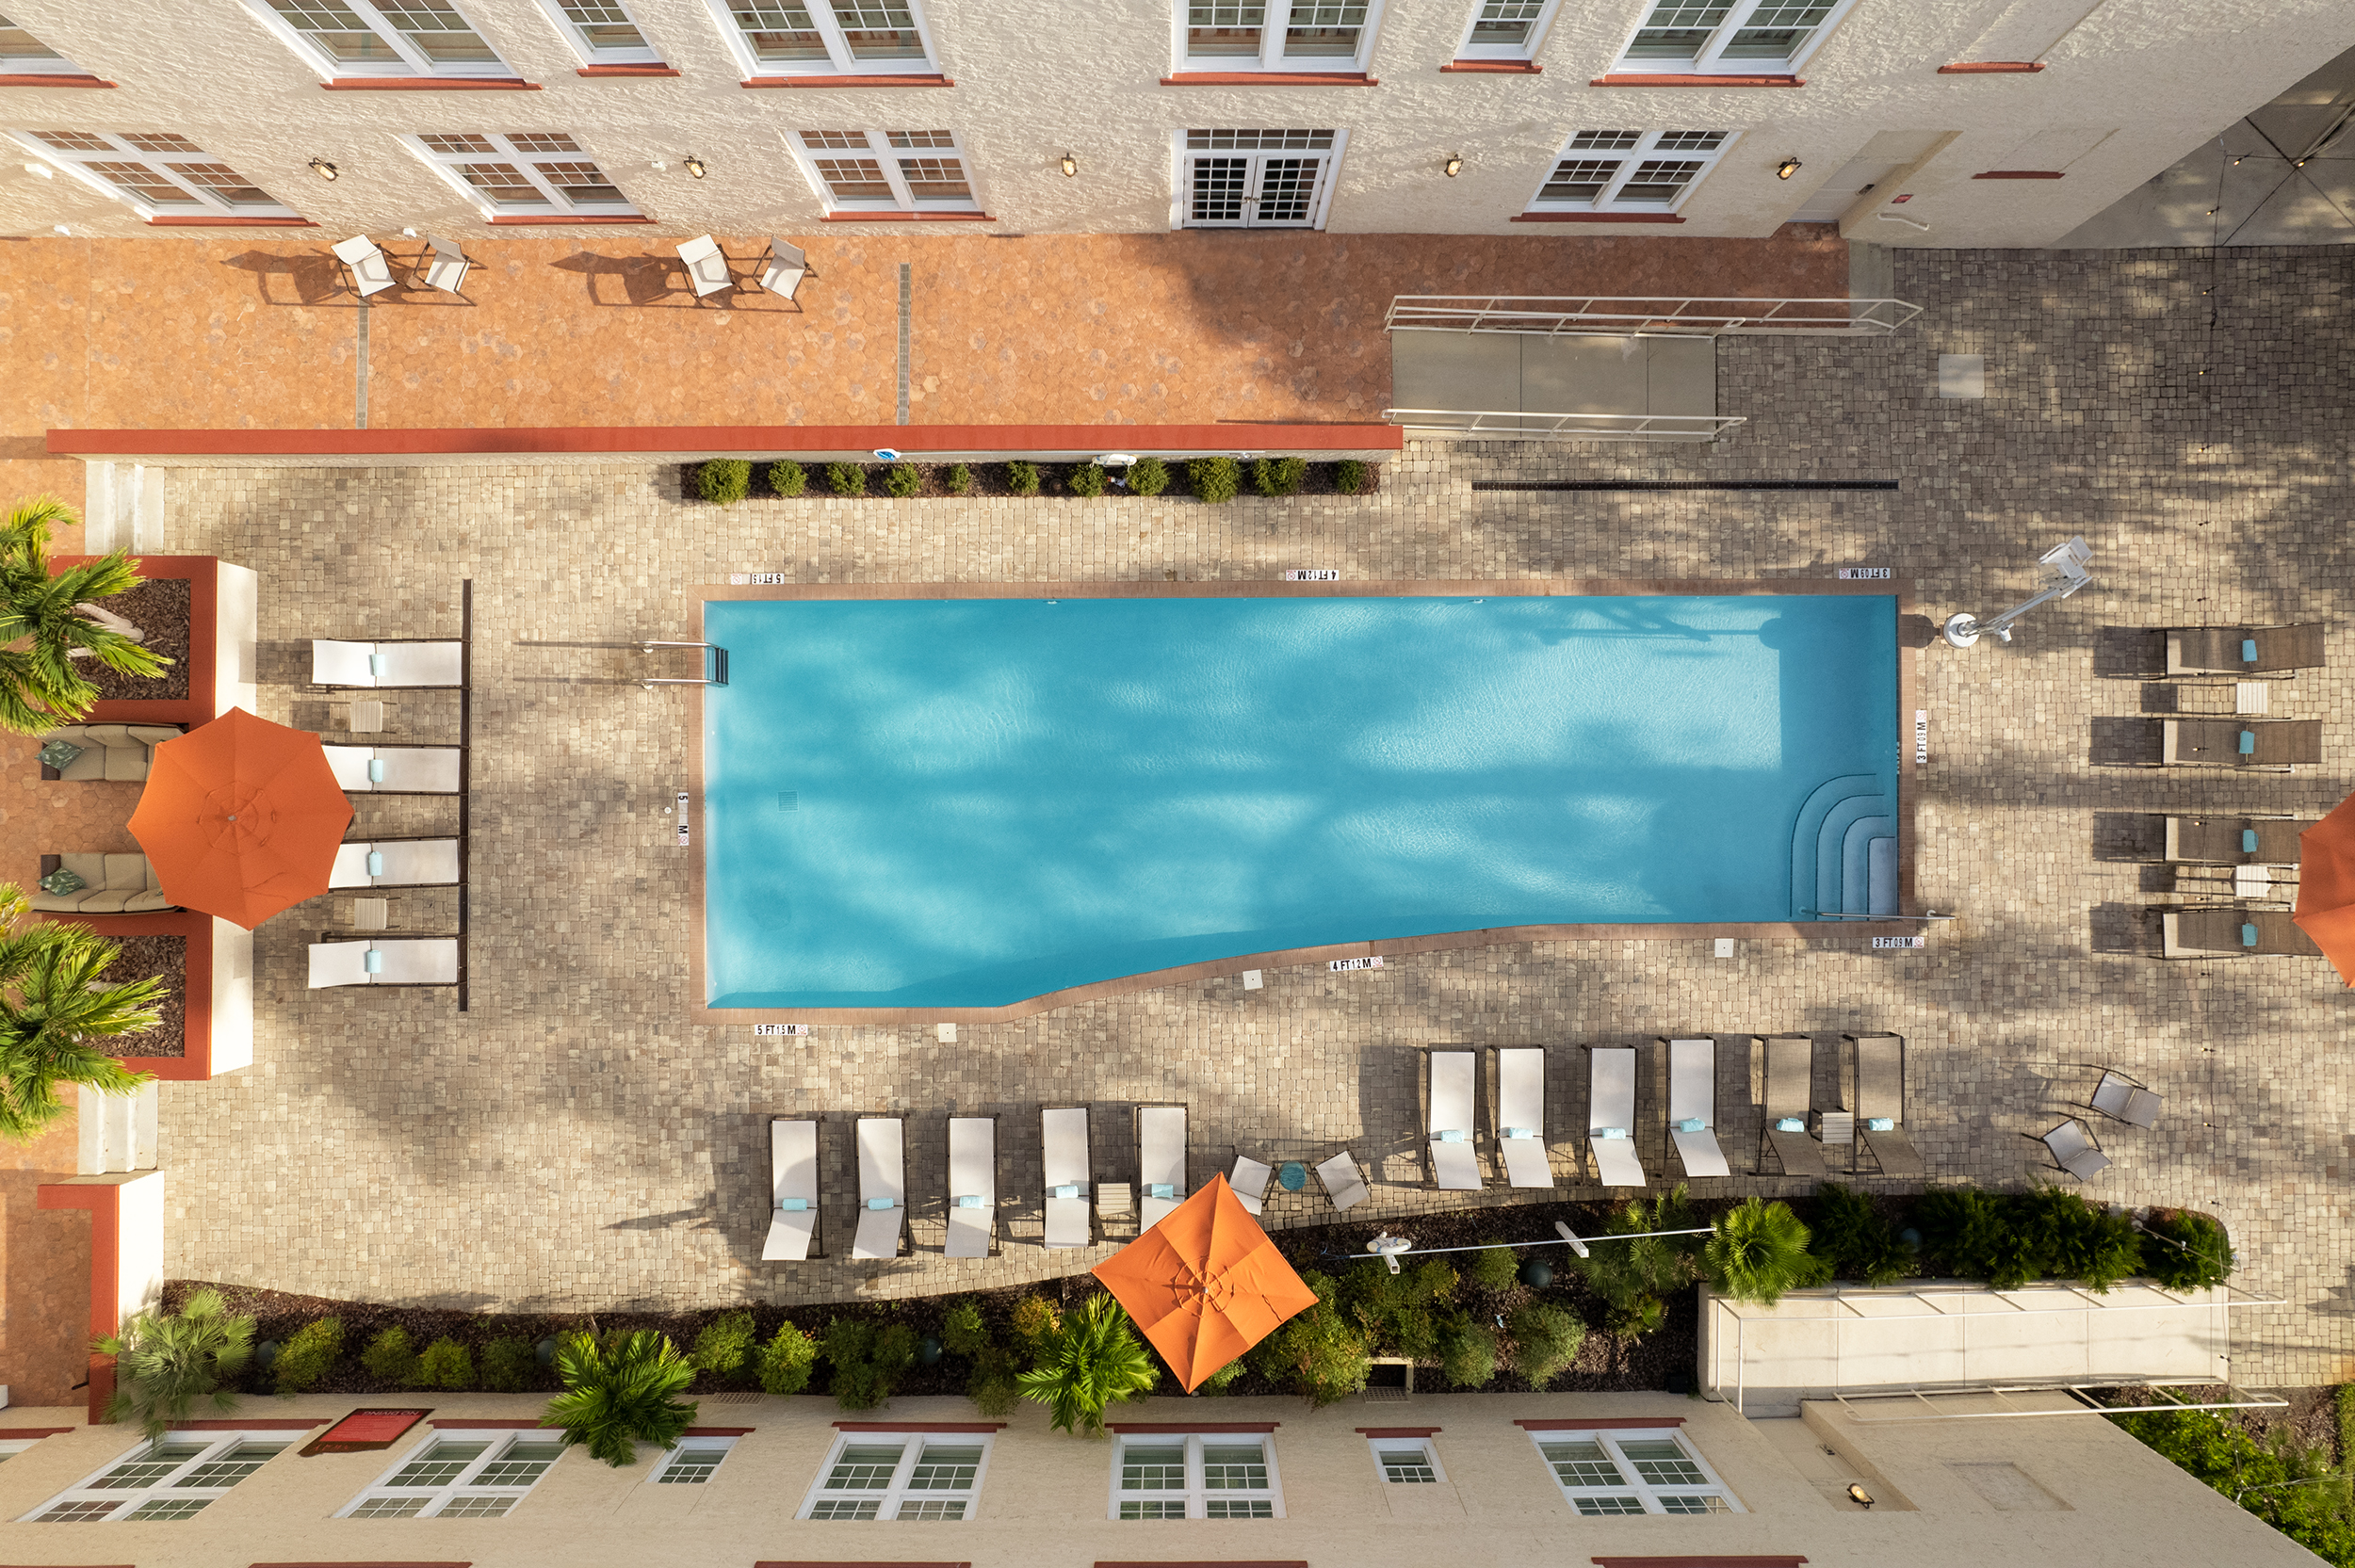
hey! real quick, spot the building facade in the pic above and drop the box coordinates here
[0,0,2348,246]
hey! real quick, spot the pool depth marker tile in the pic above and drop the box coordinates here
[896,262,911,427]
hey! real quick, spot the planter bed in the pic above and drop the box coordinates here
[677,458,1379,504]
[78,577,192,703]
[98,932,187,1057]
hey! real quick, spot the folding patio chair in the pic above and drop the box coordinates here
[412,234,473,296]
[1665,1036,1730,1178]
[1042,1106,1092,1249]
[2167,623,2327,677]
[1490,1046,1554,1188]
[2088,1069,2163,1129]
[1314,1149,1369,1212]
[1228,1154,1273,1217]
[676,234,734,299]
[332,234,398,298]
[945,1116,996,1258]
[1586,1045,1645,1188]
[1761,1034,1828,1177]
[2163,907,2323,958]
[1422,1049,1482,1190]
[852,1117,905,1259]
[1137,1104,1188,1226]
[2032,1118,2111,1181]
[756,235,812,300]
[1846,1032,1926,1178]
[762,1118,820,1261]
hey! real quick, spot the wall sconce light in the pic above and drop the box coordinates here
[24,161,52,179]
[1443,154,1464,177]
[309,158,339,182]
[1060,153,1079,177]
[1775,156,1802,180]
[684,154,707,179]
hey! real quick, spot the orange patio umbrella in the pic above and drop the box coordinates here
[127,707,353,929]
[2296,791,2355,986]
[1091,1174,1322,1393]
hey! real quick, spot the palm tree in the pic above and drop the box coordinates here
[543,1330,698,1466]
[1703,1197,1825,1306]
[98,1287,256,1440]
[0,884,160,1144]
[0,494,170,734]
[1015,1293,1159,1436]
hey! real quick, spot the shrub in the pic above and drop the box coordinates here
[1010,1295,1060,1358]
[1187,457,1240,504]
[361,1325,421,1386]
[1808,1182,1913,1287]
[1197,1358,1246,1395]
[1248,1269,1369,1407]
[98,1288,254,1439]
[1609,1294,1667,1338]
[1334,458,1371,494]
[756,1319,819,1396]
[1705,1198,1823,1305]
[768,459,807,498]
[690,1309,757,1379]
[2114,1408,2355,1564]
[1005,460,1042,496]
[1909,1185,2007,1279]
[1580,1186,1703,1334]
[945,461,974,495]
[695,459,751,506]
[1128,457,1170,496]
[545,1330,697,1467]
[1251,455,1307,497]
[2142,1209,2234,1289]
[1016,1293,1159,1434]
[481,1335,537,1393]
[1465,1243,1520,1292]
[418,1337,474,1390]
[885,461,922,498]
[271,1317,343,1397]
[942,1299,992,1359]
[823,1317,917,1410]
[1437,1318,1498,1389]
[1067,462,1107,498]
[968,1349,1020,1417]
[1340,1257,1455,1360]
[826,461,867,497]
[1507,1303,1585,1390]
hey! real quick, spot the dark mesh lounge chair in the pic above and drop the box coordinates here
[2158,719,2321,769]
[2162,907,2323,958]
[2167,623,2326,676]
[2164,816,2314,865]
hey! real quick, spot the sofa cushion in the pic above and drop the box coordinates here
[75,889,133,913]
[28,889,87,913]
[102,745,150,783]
[80,724,132,747]
[40,725,93,748]
[61,852,107,889]
[103,854,150,891]
[125,725,184,746]
[121,890,172,913]
[57,745,107,782]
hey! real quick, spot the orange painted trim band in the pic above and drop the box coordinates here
[324,75,541,89]
[431,1417,550,1428]
[1973,170,2064,178]
[1938,60,2044,73]
[1590,72,1801,87]
[147,216,318,227]
[1356,1426,1440,1436]
[684,1426,757,1435]
[820,210,995,221]
[0,73,115,87]
[577,63,679,75]
[486,214,655,223]
[170,1418,326,1430]
[1512,212,1685,223]
[1439,59,1539,73]
[45,424,1404,458]
[740,73,952,87]
[1161,71,1374,85]
[0,1426,78,1437]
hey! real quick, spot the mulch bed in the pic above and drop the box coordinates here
[77,577,191,703]
[98,933,186,1058]
[2104,1382,2344,1463]
[675,459,1380,505]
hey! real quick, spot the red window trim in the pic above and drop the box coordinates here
[1591,1560,1809,1568]
[1938,60,2043,73]
[755,1562,971,1568]
[0,73,114,87]
[684,1426,756,1436]
[1439,60,1539,73]
[429,1417,549,1429]
[485,214,655,224]
[147,217,319,228]
[167,1418,326,1431]
[1511,213,1685,224]
[323,76,541,89]
[1589,73,1800,87]
[0,1426,76,1438]
[253,1562,475,1568]
[1973,170,2064,178]
[741,73,953,88]
[1096,1562,1307,1568]
[1356,1427,1439,1437]
[820,211,995,222]
[833,1421,1005,1432]
[577,63,679,76]
[1515,1415,1686,1430]
[1106,1421,1278,1433]
[1161,71,1374,86]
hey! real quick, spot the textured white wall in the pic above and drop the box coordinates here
[0,0,2347,246]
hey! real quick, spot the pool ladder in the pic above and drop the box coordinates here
[637,639,729,689]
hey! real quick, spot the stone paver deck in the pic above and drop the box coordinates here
[10,245,2352,1387]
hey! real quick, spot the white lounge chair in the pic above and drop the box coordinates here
[756,235,809,299]
[1666,1037,1731,1178]
[1492,1046,1554,1188]
[312,639,464,689]
[945,1116,996,1258]
[330,837,463,889]
[415,234,471,295]
[1587,1046,1645,1188]
[1138,1105,1188,1226]
[763,1118,820,1261]
[853,1117,905,1259]
[333,235,398,298]
[324,745,463,795]
[1228,1155,1273,1217]
[1043,1107,1091,1249]
[1762,1034,1829,1177]
[1314,1149,1369,1212]
[676,234,734,299]
[1424,1049,1482,1190]
[2036,1118,2111,1181]
[2090,1068,2163,1130]
[1849,1032,1927,1177]
[306,937,458,988]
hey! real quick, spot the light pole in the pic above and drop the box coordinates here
[1943,535,2093,648]
[1352,1220,1714,1273]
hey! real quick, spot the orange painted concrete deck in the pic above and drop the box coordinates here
[0,225,1846,507]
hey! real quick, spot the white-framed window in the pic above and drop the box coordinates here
[648,1435,738,1483]
[0,1439,41,1462]
[12,131,302,219]
[1175,127,1344,230]
[0,10,88,73]
[339,1430,563,1518]
[537,0,661,61]
[1111,1431,1283,1519]
[1527,1427,1743,1516]
[791,127,979,213]
[799,1431,990,1520]
[22,1431,291,1522]
[710,0,937,77]
[1612,0,1854,74]
[1454,0,1559,60]
[1526,128,1733,213]
[1178,2,1383,73]
[246,0,515,77]
[405,131,639,216]
[1369,1435,1444,1484]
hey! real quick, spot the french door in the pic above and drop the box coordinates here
[1181,129,1340,229]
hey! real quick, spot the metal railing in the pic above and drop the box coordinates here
[1381,409,1746,443]
[1385,295,1923,338]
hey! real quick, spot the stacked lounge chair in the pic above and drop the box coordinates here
[1586,1046,1645,1188]
[762,1118,820,1261]
[1665,1037,1730,1178]
[1490,1047,1554,1188]
[852,1117,905,1259]
[945,1116,997,1258]
[1423,1049,1482,1190]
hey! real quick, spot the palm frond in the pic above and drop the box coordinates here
[544,1330,698,1466]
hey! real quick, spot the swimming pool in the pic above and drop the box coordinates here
[703,592,1898,1010]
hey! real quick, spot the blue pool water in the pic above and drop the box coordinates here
[704,595,1897,1009]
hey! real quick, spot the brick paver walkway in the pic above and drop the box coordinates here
[60,246,2355,1385]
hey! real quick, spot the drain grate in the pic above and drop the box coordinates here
[778,792,798,811]
[1359,1386,1410,1403]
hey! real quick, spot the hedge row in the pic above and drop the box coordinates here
[688,456,1376,506]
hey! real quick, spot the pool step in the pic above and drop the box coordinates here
[1790,772,1897,919]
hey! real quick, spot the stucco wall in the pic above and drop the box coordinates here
[0,0,2348,246]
